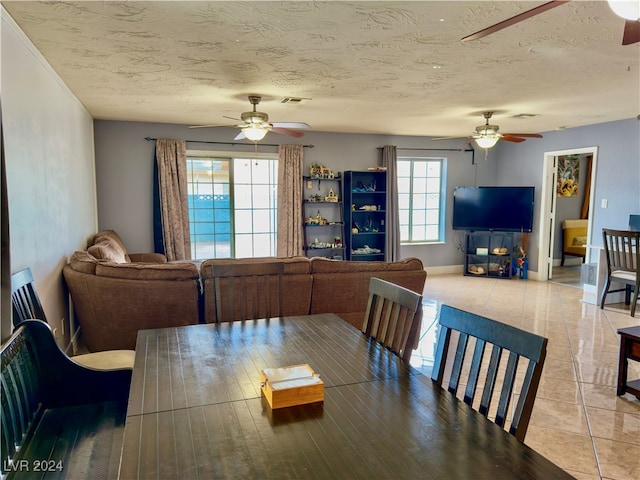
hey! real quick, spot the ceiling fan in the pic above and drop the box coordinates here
[434,112,543,149]
[189,95,310,141]
[461,0,640,46]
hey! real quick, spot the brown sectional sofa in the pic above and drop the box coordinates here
[63,231,201,351]
[64,230,427,352]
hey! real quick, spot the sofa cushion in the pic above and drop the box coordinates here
[95,262,199,281]
[309,257,426,329]
[310,257,424,274]
[283,256,312,274]
[69,251,98,274]
[92,230,127,251]
[88,239,129,264]
[200,257,310,280]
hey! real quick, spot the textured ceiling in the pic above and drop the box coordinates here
[3,1,639,139]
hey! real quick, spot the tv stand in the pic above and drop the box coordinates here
[464,232,515,279]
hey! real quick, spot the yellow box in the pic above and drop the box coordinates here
[260,364,324,409]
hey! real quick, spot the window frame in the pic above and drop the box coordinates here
[185,150,278,260]
[397,156,447,245]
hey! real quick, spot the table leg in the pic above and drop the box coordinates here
[617,335,628,396]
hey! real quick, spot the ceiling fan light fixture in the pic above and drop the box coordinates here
[474,136,500,149]
[607,0,640,20]
[242,126,268,141]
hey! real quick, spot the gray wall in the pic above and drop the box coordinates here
[497,119,640,271]
[94,120,499,268]
[2,10,98,343]
[95,117,639,275]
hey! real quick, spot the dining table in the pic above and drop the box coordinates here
[118,313,574,480]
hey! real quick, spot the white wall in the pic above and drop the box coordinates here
[1,8,98,343]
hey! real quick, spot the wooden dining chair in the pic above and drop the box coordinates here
[431,305,548,442]
[11,267,135,370]
[600,228,640,317]
[361,277,423,362]
[210,260,284,322]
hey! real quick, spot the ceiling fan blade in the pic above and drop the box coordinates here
[272,122,311,129]
[234,131,246,140]
[271,127,305,138]
[223,115,242,122]
[189,124,228,129]
[432,135,468,141]
[461,1,570,42]
[501,136,527,143]
[622,19,640,45]
[502,133,543,138]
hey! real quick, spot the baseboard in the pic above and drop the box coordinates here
[425,265,464,275]
[553,258,583,267]
[424,265,549,281]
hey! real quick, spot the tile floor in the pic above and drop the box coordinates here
[411,274,640,480]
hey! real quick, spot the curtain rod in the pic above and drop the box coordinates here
[378,145,477,165]
[377,146,474,152]
[144,137,314,148]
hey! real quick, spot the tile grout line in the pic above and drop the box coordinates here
[556,281,604,480]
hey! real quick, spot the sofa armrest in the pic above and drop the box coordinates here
[128,252,168,263]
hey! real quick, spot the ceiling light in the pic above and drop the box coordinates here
[607,0,640,20]
[242,126,268,141]
[474,136,499,149]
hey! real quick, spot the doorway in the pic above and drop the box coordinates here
[537,147,598,282]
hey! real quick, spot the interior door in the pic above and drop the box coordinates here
[545,156,558,280]
[538,147,598,282]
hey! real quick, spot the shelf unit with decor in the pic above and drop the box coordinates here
[343,170,387,261]
[464,231,515,278]
[302,172,345,259]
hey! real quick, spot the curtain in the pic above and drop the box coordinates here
[580,155,593,220]
[154,139,191,261]
[382,145,401,261]
[277,145,304,257]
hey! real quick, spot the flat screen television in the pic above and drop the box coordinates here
[452,186,535,232]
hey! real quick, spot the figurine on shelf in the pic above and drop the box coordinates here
[352,180,377,193]
[310,164,335,179]
[310,164,322,178]
[305,211,327,225]
[309,238,332,249]
[325,188,338,202]
[352,245,381,255]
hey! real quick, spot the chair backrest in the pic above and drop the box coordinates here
[431,305,548,442]
[602,228,640,275]
[629,214,640,232]
[11,267,47,327]
[361,277,423,362]
[210,260,284,322]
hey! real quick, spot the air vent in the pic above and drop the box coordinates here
[280,97,310,104]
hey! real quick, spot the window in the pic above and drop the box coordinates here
[397,158,446,244]
[186,153,278,259]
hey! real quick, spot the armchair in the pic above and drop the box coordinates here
[561,219,587,266]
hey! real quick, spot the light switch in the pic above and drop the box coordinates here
[601,198,608,208]
[307,180,313,189]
